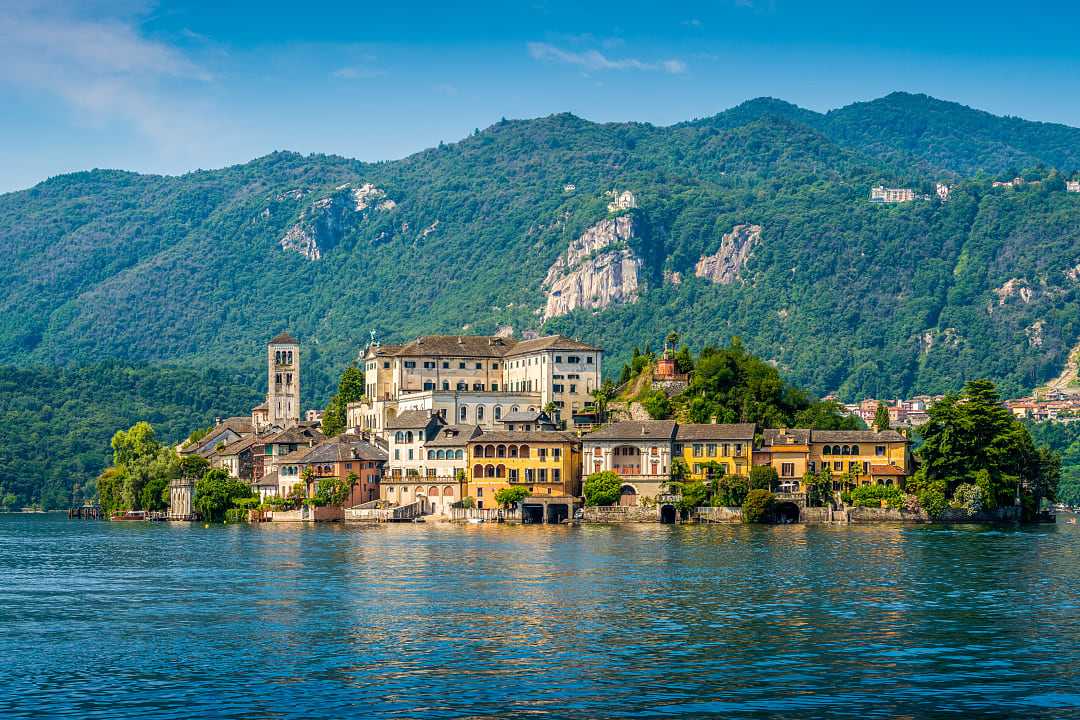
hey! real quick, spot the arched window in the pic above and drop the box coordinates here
[497,444,506,458]
[427,450,435,460]
[477,405,485,421]
[405,431,413,443]
[494,406,502,420]
[443,486,454,497]
[832,445,842,456]
[395,431,404,443]
[511,406,519,413]
[455,450,464,460]
[509,445,519,458]
[415,486,424,496]
[485,444,496,457]
[841,445,850,456]
[460,406,469,421]
[851,445,860,455]
[436,449,445,460]
[823,445,832,455]
[474,446,485,459]
[496,464,506,478]
[428,486,439,497]
[485,464,496,478]
[473,464,483,478]
[520,444,530,458]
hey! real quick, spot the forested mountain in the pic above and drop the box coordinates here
[2,92,1080,506]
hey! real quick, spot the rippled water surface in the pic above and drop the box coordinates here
[2,514,1079,719]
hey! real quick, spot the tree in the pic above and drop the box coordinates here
[321,365,365,437]
[641,389,672,419]
[671,479,709,512]
[749,465,778,491]
[494,486,530,508]
[670,458,690,485]
[312,475,352,507]
[714,474,749,507]
[873,402,891,432]
[111,421,160,467]
[583,470,622,506]
[806,467,833,507]
[590,381,616,424]
[742,489,775,523]
[194,468,255,522]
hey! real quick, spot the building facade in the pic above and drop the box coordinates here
[467,431,582,511]
[581,421,678,506]
[265,332,301,430]
[674,423,755,479]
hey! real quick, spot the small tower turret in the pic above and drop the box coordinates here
[266,332,301,429]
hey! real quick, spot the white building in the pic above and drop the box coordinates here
[870,186,915,203]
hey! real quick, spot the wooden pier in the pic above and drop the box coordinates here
[68,504,103,519]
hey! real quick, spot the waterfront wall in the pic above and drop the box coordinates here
[847,506,1021,523]
[694,507,742,523]
[447,507,521,523]
[581,505,661,523]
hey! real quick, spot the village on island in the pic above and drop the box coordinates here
[92,323,1052,528]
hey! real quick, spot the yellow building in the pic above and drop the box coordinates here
[467,431,582,515]
[809,429,910,487]
[755,428,812,491]
[674,423,755,479]
[756,428,911,492]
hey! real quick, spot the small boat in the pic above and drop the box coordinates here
[111,510,148,521]
[467,518,484,524]
[1067,518,1077,525]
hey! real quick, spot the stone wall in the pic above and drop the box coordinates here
[695,506,743,523]
[581,505,660,523]
[846,506,1021,523]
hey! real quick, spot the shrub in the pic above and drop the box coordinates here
[917,486,948,518]
[583,470,622,506]
[850,484,903,509]
[452,496,476,509]
[749,465,778,491]
[950,483,984,514]
[902,493,920,513]
[224,507,247,523]
[742,489,774,523]
[714,474,749,507]
[494,486,530,508]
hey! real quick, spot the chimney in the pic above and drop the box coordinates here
[215,417,222,426]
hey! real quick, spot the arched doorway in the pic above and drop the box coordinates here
[774,502,800,524]
[618,485,638,507]
[660,504,677,524]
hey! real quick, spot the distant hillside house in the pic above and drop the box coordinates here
[1067,180,1080,193]
[936,183,951,201]
[870,186,915,203]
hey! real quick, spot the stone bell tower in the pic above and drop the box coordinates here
[267,332,301,428]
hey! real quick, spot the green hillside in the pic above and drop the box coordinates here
[2,92,1080,507]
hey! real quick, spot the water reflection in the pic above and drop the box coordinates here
[0,515,1078,718]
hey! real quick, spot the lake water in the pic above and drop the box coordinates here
[1,514,1079,719]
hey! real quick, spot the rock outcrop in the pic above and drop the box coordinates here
[279,183,396,261]
[694,224,762,284]
[542,215,640,321]
[991,277,1033,306]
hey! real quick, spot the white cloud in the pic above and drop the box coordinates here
[527,42,687,74]
[0,1,216,155]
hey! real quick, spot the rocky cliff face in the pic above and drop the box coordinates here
[694,224,762,284]
[542,215,640,321]
[279,183,396,261]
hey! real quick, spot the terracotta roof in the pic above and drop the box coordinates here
[675,423,756,441]
[255,470,279,487]
[426,424,483,447]
[469,430,580,444]
[278,446,315,464]
[300,439,388,464]
[269,331,298,345]
[584,421,677,441]
[181,417,254,453]
[211,435,260,457]
[499,410,549,423]
[365,344,402,358]
[762,428,811,446]
[811,429,907,443]
[265,426,324,445]
[870,464,907,476]
[386,410,445,430]
[393,335,516,358]
[503,334,600,356]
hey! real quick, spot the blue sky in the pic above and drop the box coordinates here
[3,0,1080,193]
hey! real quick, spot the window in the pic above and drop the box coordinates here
[570,384,576,393]
[493,362,499,370]
[555,356,562,363]
[491,383,499,391]
[383,361,390,369]
[394,449,400,460]
[875,445,886,456]
[553,469,561,482]
[508,468,519,482]
[477,488,483,497]
[494,407,502,420]
[553,384,565,393]
[734,443,742,455]
[404,361,416,369]
[722,444,730,456]
[567,356,580,363]
[423,381,435,391]
[863,461,870,474]
[809,460,816,473]
[459,362,466,369]
[707,444,717,457]
[834,461,842,471]
[427,450,435,460]
[525,469,535,482]
[539,469,548,482]
[823,445,832,455]
[424,361,436,369]
[553,447,561,460]
[538,448,547,460]
[781,462,795,478]
[693,443,704,456]
[408,449,414,460]
[587,356,594,364]
[851,445,860,455]
[442,361,449,369]
[460,406,468,421]
[442,381,449,390]
[473,383,484,391]
[477,406,485,421]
